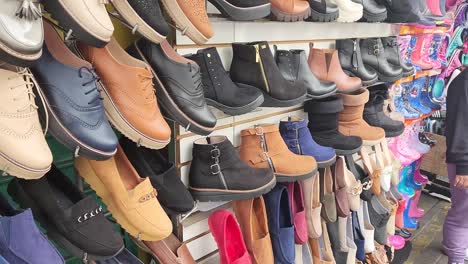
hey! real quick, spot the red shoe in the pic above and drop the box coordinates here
[395,199,407,230]
[286,182,308,244]
[209,210,252,264]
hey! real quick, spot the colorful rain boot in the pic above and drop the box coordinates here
[420,76,442,110]
[405,161,423,190]
[411,34,433,71]
[413,158,429,184]
[453,3,467,30]
[394,83,420,120]
[395,199,406,230]
[388,138,413,167]
[403,198,419,230]
[398,127,422,161]
[427,0,443,16]
[398,166,416,197]
[438,34,450,68]
[431,76,446,103]
[409,190,425,219]
[447,27,465,58]
[445,49,463,80]
[406,123,430,155]
[406,78,432,115]
[429,34,443,69]
[397,35,416,72]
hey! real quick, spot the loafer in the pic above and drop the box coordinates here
[209,209,252,264]
[263,185,295,264]
[320,168,337,223]
[32,21,118,160]
[134,234,196,264]
[351,211,366,261]
[8,166,124,261]
[119,137,195,215]
[75,145,172,241]
[0,67,52,179]
[0,0,43,66]
[285,182,308,244]
[127,39,217,135]
[336,157,362,212]
[0,194,64,264]
[302,173,322,239]
[74,38,171,150]
[41,0,113,47]
[233,197,274,264]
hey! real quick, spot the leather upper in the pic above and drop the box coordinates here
[0,0,43,54]
[77,38,171,143]
[176,0,213,38]
[133,39,217,128]
[59,0,114,42]
[128,0,169,36]
[276,49,337,97]
[0,68,52,172]
[32,22,118,153]
[336,39,378,83]
[381,37,415,74]
[360,38,403,79]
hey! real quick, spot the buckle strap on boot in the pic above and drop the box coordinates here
[249,149,284,165]
[210,146,228,190]
[241,124,278,136]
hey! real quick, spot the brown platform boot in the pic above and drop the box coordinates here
[338,89,386,146]
[240,124,317,182]
[308,43,362,93]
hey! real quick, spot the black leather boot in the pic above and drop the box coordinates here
[352,0,387,22]
[381,37,415,78]
[336,39,378,86]
[364,85,404,137]
[230,41,307,107]
[189,136,276,202]
[304,96,363,155]
[307,0,339,22]
[127,39,217,135]
[207,0,271,21]
[187,47,264,116]
[360,38,403,83]
[119,137,195,215]
[374,0,420,23]
[275,47,337,99]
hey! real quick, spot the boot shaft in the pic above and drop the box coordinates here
[304,96,343,132]
[336,38,361,72]
[338,89,370,122]
[381,36,401,66]
[397,35,412,64]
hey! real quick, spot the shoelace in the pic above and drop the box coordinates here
[15,0,41,20]
[187,63,203,93]
[78,67,103,105]
[10,68,49,135]
[137,71,156,101]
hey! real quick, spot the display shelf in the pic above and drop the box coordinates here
[398,68,443,84]
[399,25,450,35]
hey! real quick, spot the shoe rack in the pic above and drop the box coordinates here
[164,4,402,263]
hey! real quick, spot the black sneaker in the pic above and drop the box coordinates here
[8,166,124,261]
[187,47,264,116]
[119,137,195,215]
[111,0,169,43]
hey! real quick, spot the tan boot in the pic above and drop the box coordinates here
[338,89,386,146]
[270,0,311,21]
[240,124,317,182]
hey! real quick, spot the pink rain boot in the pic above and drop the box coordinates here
[411,34,434,70]
[395,199,406,230]
[409,190,425,218]
[413,158,429,184]
[387,138,413,166]
[438,34,450,68]
[396,127,422,163]
[427,0,443,16]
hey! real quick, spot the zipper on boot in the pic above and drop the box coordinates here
[352,40,358,70]
[255,44,271,94]
[255,126,275,171]
[295,128,302,155]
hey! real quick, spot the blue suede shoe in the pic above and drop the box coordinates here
[403,199,419,230]
[406,78,432,115]
[279,117,336,168]
[264,185,295,264]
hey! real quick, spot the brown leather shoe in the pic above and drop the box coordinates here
[74,38,171,149]
[160,0,213,44]
[134,234,196,264]
[338,89,386,146]
[240,124,317,182]
[270,0,311,21]
[308,43,362,93]
[233,197,274,264]
[302,173,322,239]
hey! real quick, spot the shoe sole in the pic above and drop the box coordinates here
[75,160,165,241]
[71,42,171,149]
[317,155,337,169]
[41,0,108,47]
[160,0,209,45]
[8,180,125,261]
[336,7,363,22]
[402,68,415,78]
[130,43,216,136]
[0,41,42,67]
[208,0,271,21]
[35,83,117,160]
[385,128,405,138]
[307,8,339,22]
[363,138,385,146]
[336,85,364,94]
[335,145,362,155]
[111,0,167,43]
[275,167,317,182]
[344,70,379,87]
[362,10,387,22]
[0,149,50,179]
[206,95,264,116]
[189,176,276,202]
[307,87,338,99]
[270,6,311,22]
[261,89,307,107]
[366,65,403,83]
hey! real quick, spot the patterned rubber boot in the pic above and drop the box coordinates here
[437,34,450,68]
[394,83,420,120]
[429,34,443,69]
[408,190,425,218]
[420,75,442,110]
[405,161,423,190]
[403,198,419,230]
[411,34,434,70]
[413,158,429,184]
[397,166,416,197]
[407,123,431,154]
[406,78,432,115]
[387,138,413,167]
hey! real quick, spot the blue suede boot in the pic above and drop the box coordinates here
[280,117,336,168]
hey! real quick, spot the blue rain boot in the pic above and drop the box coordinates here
[279,117,336,168]
[394,84,420,120]
[420,76,442,110]
[398,166,416,197]
[406,78,432,115]
[429,34,443,69]
[405,161,423,190]
[403,198,419,230]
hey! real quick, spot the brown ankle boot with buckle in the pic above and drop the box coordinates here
[240,124,317,182]
[338,89,386,146]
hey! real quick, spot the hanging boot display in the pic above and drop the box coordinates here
[336,38,378,86]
